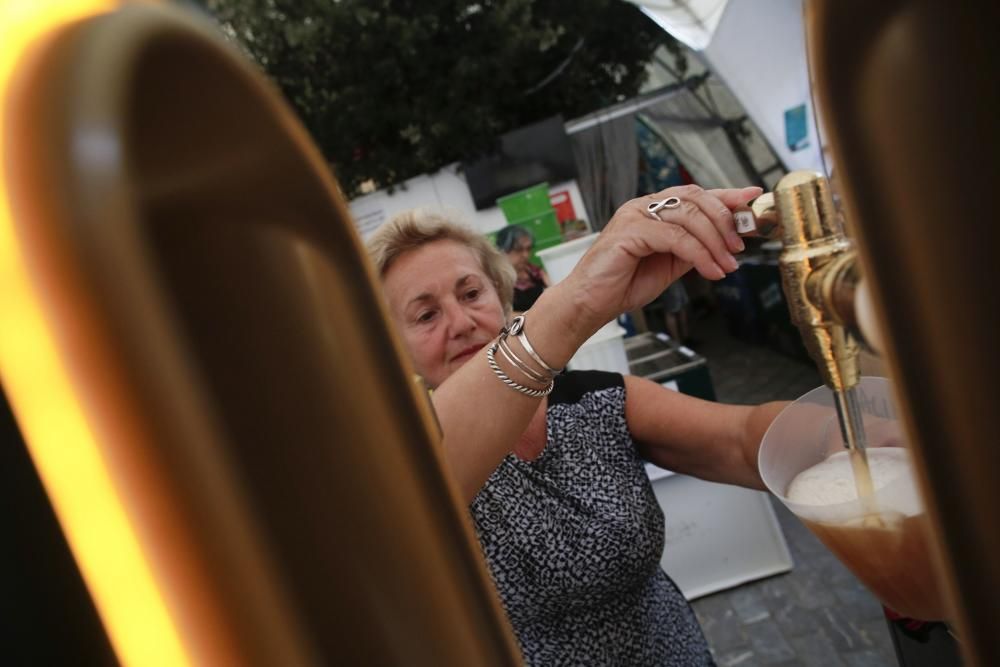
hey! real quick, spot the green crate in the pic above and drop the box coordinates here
[496,183,552,222]
[509,210,560,245]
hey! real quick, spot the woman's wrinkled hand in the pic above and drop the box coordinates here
[562,184,762,331]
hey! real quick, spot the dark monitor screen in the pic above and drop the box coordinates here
[464,116,578,210]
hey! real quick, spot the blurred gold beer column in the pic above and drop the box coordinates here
[0,3,193,667]
[1,3,523,666]
[807,2,1000,663]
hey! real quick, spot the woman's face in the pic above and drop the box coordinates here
[383,239,506,388]
[504,235,533,271]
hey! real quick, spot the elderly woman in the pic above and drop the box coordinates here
[494,224,550,312]
[367,185,786,666]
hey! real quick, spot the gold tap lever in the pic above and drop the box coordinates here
[751,171,868,452]
[748,171,863,392]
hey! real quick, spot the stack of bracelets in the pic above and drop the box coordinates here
[485,315,562,397]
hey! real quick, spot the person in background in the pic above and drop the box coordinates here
[366,185,784,666]
[495,224,550,313]
[659,280,692,345]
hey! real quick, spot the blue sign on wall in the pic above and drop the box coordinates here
[784,104,810,152]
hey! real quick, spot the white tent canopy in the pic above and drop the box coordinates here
[631,0,730,51]
[627,0,825,175]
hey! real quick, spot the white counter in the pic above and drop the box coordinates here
[646,464,794,600]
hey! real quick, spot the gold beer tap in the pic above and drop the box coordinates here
[750,171,868,453]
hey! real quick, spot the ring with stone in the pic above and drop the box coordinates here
[646,196,682,220]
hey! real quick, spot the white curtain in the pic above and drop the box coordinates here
[568,112,640,231]
[566,88,757,227]
[639,89,753,189]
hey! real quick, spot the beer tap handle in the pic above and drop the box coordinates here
[734,192,781,239]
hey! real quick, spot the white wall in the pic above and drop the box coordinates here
[703,0,824,173]
[348,162,589,241]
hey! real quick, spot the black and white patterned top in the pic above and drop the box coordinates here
[471,371,714,666]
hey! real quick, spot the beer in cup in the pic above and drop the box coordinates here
[758,377,949,620]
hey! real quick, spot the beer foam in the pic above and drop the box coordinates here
[786,448,921,517]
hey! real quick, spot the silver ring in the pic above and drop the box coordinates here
[646,196,682,220]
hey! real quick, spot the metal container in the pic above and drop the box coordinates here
[625,334,716,401]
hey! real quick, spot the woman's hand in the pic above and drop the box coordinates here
[560,184,761,333]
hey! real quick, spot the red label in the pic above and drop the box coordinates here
[549,190,576,222]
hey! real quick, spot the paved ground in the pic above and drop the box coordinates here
[675,309,900,666]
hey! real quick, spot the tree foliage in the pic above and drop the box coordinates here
[195,0,677,196]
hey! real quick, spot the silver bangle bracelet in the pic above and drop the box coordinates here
[496,335,551,384]
[506,315,562,377]
[486,343,554,397]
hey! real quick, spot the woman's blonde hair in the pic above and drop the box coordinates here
[366,210,516,316]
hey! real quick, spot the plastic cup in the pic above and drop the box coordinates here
[759,377,949,620]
